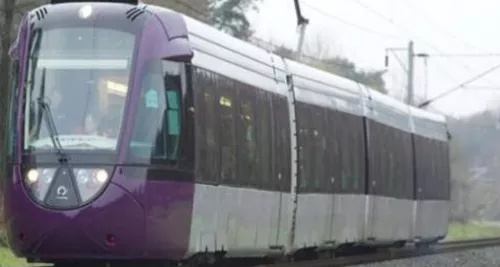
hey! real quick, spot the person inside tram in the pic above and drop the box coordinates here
[48,88,90,135]
[98,102,123,139]
[47,88,76,135]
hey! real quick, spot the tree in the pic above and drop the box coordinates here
[209,0,262,41]
[142,0,212,24]
[145,0,261,41]
[314,57,387,94]
[272,44,388,94]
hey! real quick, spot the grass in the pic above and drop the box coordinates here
[446,221,500,241]
[0,246,27,267]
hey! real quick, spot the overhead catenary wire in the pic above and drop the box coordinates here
[166,0,500,104]
[387,49,408,73]
[401,0,484,52]
[168,0,360,71]
[320,0,464,87]
[352,0,500,88]
[300,2,405,40]
[418,62,500,108]
[422,53,500,58]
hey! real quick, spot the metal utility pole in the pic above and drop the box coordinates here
[422,54,428,100]
[293,0,309,60]
[406,40,414,106]
[415,53,430,100]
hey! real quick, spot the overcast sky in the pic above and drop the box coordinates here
[247,0,500,118]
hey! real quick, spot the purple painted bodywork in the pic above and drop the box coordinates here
[5,2,196,261]
[6,169,194,259]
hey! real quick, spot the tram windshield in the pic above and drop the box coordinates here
[23,26,135,151]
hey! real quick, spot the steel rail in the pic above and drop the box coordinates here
[256,238,500,267]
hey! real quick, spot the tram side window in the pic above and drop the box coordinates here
[257,90,272,189]
[326,109,341,193]
[346,114,363,193]
[432,139,440,199]
[237,85,258,187]
[402,131,413,199]
[129,59,183,162]
[390,126,399,197]
[217,76,237,184]
[313,107,326,192]
[296,102,312,192]
[339,113,350,193]
[444,142,451,200]
[368,120,385,196]
[164,64,182,160]
[193,67,219,183]
[421,137,431,199]
[272,94,290,192]
[440,140,446,200]
[349,116,365,194]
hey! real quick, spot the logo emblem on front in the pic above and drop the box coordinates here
[56,185,68,200]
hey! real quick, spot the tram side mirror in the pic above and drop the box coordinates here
[162,38,193,63]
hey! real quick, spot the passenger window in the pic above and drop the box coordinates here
[339,114,349,192]
[237,87,258,186]
[297,102,310,191]
[193,67,219,183]
[128,59,184,163]
[218,81,237,184]
[258,90,272,189]
[166,90,181,160]
[313,108,325,191]
[272,95,290,191]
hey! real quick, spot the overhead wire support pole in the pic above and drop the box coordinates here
[294,0,309,60]
[418,62,500,108]
[407,40,414,106]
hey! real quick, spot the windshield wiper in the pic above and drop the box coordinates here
[36,68,69,163]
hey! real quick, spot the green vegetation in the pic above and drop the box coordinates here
[446,221,500,241]
[273,45,388,94]
[0,246,26,267]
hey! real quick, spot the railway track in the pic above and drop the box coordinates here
[21,238,500,267]
[255,238,500,267]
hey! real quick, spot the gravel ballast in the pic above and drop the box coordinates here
[353,246,500,267]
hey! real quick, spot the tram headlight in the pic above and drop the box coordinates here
[24,168,56,201]
[26,169,39,183]
[73,168,109,202]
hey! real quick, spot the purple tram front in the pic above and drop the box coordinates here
[3,1,196,263]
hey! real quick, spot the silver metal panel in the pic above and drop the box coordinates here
[294,193,334,247]
[409,106,446,122]
[331,194,367,243]
[409,106,448,141]
[294,87,364,117]
[183,15,287,96]
[284,59,362,96]
[365,90,412,133]
[187,184,281,257]
[189,49,281,95]
[414,200,450,239]
[366,196,413,242]
[277,193,291,247]
[282,59,365,117]
[183,14,276,78]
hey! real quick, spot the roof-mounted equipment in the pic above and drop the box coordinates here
[50,0,139,5]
